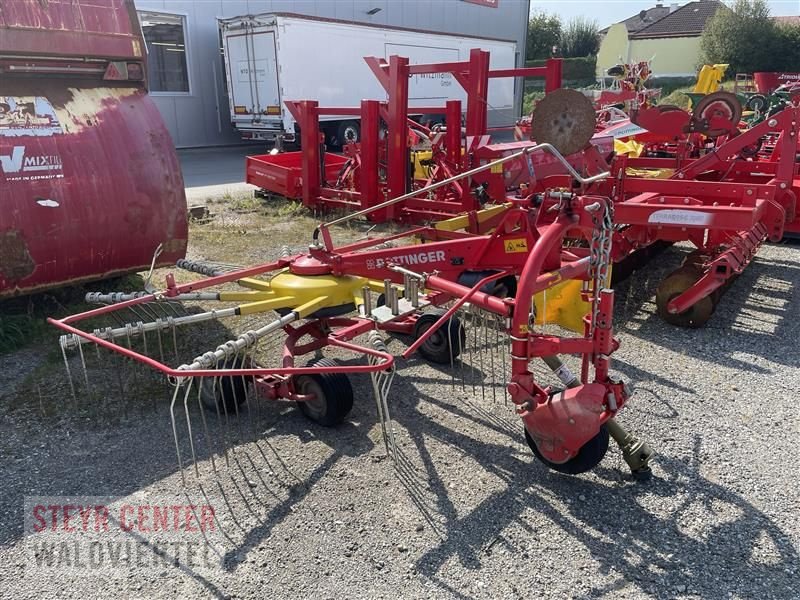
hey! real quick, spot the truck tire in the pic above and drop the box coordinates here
[336,120,360,146]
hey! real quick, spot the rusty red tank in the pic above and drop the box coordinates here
[0,0,187,297]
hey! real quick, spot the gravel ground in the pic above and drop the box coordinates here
[1,203,798,599]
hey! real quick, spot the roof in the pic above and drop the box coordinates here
[630,1,725,39]
[600,4,672,35]
[773,16,800,26]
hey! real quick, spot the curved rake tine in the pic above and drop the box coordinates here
[75,338,90,391]
[60,343,78,406]
[196,377,218,475]
[488,314,496,403]
[181,379,200,479]
[169,383,187,487]
[448,316,455,390]
[210,369,231,469]
[170,318,179,362]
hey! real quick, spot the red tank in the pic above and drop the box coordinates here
[0,0,187,297]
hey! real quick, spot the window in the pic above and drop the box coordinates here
[138,11,190,93]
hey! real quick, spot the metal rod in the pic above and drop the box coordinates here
[313,142,610,245]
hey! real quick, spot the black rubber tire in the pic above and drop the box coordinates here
[524,425,610,474]
[199,357,251,414]
[745,94,768,113]
[295,358,354,427]
[336,120,360,146]
[413,309,466,364]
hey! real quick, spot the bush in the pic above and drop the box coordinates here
[559,17,600,58]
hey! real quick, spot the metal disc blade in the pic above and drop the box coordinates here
[531,88,596,156]
[692,91,742,138]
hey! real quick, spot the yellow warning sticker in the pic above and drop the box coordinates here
[491,163,504,174]
[503,238,528,253]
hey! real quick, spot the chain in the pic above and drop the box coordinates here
[588,200,614,336]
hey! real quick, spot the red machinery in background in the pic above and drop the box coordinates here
[246,50,562,223]
[0,0,187,298]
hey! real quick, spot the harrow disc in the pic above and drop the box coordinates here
[692,91,742,138]
[655,265,715,328]
[531,88,596,156]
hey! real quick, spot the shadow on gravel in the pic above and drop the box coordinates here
[396,388,799,598]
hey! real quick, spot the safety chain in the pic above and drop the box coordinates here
[588,200,614,336]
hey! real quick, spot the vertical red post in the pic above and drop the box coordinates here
[299,100,320,210]
[360,99,380,215]
[544,58,563,93]
[445,99,461,170]
[465,49,490,138]
[387,55,409,221]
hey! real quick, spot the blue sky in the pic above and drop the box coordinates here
[530,0,799,28]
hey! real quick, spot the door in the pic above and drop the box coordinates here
[224,28,281,125]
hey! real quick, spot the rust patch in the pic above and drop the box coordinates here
[0,230,36,282]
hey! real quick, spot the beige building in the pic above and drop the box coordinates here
[597,1,725,78]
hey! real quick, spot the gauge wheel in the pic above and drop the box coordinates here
[413,309,466,364]
[295,358,354,427]
[199,357,253,414]
[524,425,610,474]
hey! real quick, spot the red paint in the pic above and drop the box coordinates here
[0,0,187,297]
[753,72,800,94]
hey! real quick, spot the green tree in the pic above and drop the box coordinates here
[526,11,561,61]
[700,0,782,73]
[560,17,600,58]
[775,23,800,72]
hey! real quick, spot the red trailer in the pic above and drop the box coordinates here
[0,0,187,298]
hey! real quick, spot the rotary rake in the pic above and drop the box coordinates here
[50,134,655,486]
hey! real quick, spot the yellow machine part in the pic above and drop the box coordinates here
[218,269,390,318]
[411,149,465,179]
[614,138,645,157]
[533,279,589,334]
[693,64,729,94]
[434,203,511,232]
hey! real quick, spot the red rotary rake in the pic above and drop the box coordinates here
[50,126,655,483]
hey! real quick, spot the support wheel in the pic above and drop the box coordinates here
[413,309,466,364]
[524,425,610,474]
[295,358,354,427]
[199,357,252,413]
[655,266,715,328]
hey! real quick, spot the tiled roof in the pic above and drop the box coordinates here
[600,4,672,35]
[630,0,725,39]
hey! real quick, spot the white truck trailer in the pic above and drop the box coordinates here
[219,13,517,146]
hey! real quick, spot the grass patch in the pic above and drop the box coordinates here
[0,273,144,355]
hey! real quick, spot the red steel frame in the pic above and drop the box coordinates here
[278,50,562,223]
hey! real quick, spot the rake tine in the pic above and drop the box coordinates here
[76,338,90,391]
[169,317,179,362]
[211,372,231,469]
[468,306,476,396]
[448,316,455,390]
[489,313,497,404]
[156,325,166,365]
[60,342,78,406]
[457,306,465,391]
[230,347,245,441]
[169,382,187,487]
[196,377,218,475]
[477,309,486,402]
[181,379,200,480]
